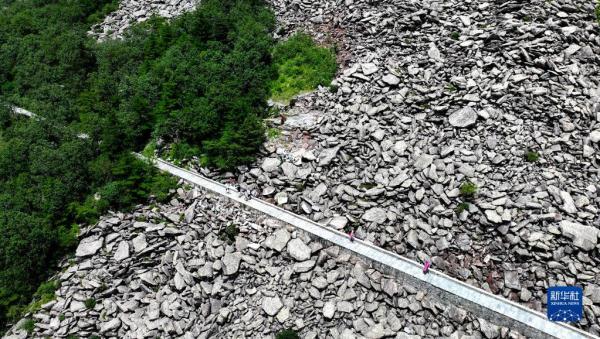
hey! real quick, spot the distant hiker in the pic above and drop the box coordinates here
[348,229,355,242]
[423,260,431,274]
[280,113,287,125]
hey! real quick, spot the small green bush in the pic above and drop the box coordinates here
[276,329,300,339]
[26,281,59,314]
[20,319,35,333]
[219,224,240,244]
[267,128,281,139]
[459,181,478,199]
[59,314,65,321]
[57,224,80,248]
[141,140,157,159]
[270,33,337,103]
[456,202,470,214]
[167,143,202,163]
[525,151,540,163]
[450,31,460,40]
[84,298,96,310]
[72,154,176,224]
[596,0,600,23]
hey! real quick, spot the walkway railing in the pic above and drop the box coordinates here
[141,154,597,339]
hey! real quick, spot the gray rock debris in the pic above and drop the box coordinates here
[222,252,242,275]
[113,241,130,261]
[75,236,103,257]
[287,238,311,261]
[448,107,478,128]
[264,228,291,252]
[7,186,530,338]
[560,220,599,251]
[83,0,600,335]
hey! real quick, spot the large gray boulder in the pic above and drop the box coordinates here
[222,252,242,275]
[448,107,478,128]
[262,296,283,316]
[264,228,291,252]
[362,207,387,224]
[76,236,104,257]
[287,238,311,261]
[560,220,599,251]
[261,157,281,172]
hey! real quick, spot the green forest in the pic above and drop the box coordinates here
[0,0,336,331]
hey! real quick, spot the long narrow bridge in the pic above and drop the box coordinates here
[144,155,597,339]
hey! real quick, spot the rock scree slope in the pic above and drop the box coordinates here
[198,0,600,334]
[4,186,531,338]
[12,0,600,336]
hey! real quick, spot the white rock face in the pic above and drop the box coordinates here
[323,301,336,319]
[132,233,147,253]
[287,238,311,261]
[560,191,577,214]
[560,220,599,251]
[75,236,103,257]
[484,210,502,224]
[222,252,242,275]
[264,228,291,252]
[381,74,400,85]
[413,154,433,169]
[329,216,348,230]
[362,207,387,224]
[261,157,281,172]
[113,241,130,261]
[448,107,478,128]
[361,63,379,75]
[262,296,283,316]
[428,42,442,60]
[274,192,288,205]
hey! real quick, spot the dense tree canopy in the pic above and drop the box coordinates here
[0,112,175,328]
[0,0,336,330]
[78,0,277,167]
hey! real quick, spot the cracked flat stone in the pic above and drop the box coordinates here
[484,210,502,224]
[362,207,387,224]
[559,220,599,251]
[361,63,378,75]
[264,228,291,252]
[262,296,283,316]
[318,146,341,166]
[448,107,478,128]
[76,236,103,257]
[381,74,400,85]
[113,241,130,261]
[222,252,242,275]
[287,238,311,261]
